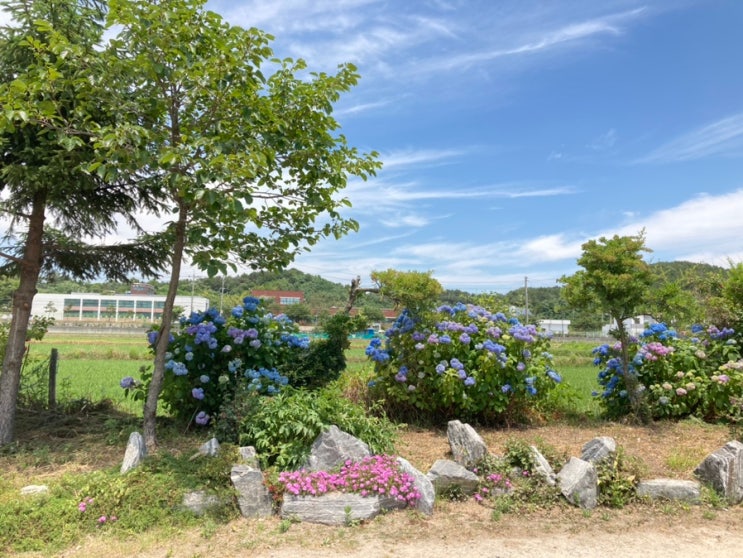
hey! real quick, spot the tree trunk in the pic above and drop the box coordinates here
[617,319,647,423]
[344,276,378,314]
[0,192,46,445]
[142,201,188,452]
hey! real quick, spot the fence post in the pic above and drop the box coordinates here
[48,348,58,408]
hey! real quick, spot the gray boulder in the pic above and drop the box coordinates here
[181,490,225,516]
[426,459,479,496]
[581,436,616,464]
[447,420,488,469]
[530,445,557,486]
[306,425,371,471]
[238,446,260,468]
[636,479,701,503]
[280,492,396,525]
[20,485,49,496]
[198,437,221,457]
[694,440,743,503]
[120,431,147,474]
[396,456,435,515]
[557,457,597,509]
[231,465,274,518]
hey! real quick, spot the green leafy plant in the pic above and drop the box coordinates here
[231,386,398,469]
[124,297,308,425]
[593,323,742,421]
[595,447,644,508]
[367,303,562,424]
[280,313,368,390]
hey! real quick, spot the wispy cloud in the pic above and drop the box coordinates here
[587,128,618,151]
[335,97,402,117]
[343,179,577,217]
[410,7,647,76]
[636,113,743,163]
[381,148,464,170]
[379,213,432,228]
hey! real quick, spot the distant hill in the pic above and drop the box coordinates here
[21,260,728,326]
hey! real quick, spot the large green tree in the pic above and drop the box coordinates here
[100,0,379,449]
[370,269,443,318]
[559,231,653,418]
[0,0,166,445]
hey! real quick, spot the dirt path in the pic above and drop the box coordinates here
[54,503,743,558]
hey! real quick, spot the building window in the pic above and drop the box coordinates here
[279,297,301,305]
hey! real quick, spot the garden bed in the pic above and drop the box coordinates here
[3,410,742,557]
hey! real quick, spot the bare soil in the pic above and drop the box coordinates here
[9,416,743,557]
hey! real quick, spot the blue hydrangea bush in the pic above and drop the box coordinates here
[141,297,309,424]
[366,303,562,423]
[593,323,742,420]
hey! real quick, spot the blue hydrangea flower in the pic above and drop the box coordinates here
[192,387,205,400]
[120,376,136,389]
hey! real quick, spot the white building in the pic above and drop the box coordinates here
[31,292,210,323]
[539,319,571,336]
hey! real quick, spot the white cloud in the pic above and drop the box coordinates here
[379,213,431,228]
[636,113,743,163]
[335,97,402,116]
[409,7,646,76]
[381,148,464,170]
[615,189,743,258]
[521,234,585,262]
[588,128,618,151]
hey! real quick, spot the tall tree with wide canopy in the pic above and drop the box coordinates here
[100,0,380,449]
[559,231,653,419]
[0,0,168,445]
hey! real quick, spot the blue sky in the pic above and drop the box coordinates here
[208,0,743,293]
[5,1,743,293]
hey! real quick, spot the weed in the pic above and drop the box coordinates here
[438,484,468,502]
[596,447,644,508]
[665,449,705,472]
[700,485,728,509]
[278,518,293,533]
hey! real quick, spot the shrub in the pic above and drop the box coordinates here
[228,386,398,469]
[366,303,562,424]
[593,323,741,421]
[280,313,368,390]
[124,297,309,424]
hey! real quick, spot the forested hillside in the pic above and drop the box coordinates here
[0,261,731,330]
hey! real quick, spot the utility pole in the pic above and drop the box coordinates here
[190,273,195,314]
[524,276,529,322]
[219,275,225,313]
